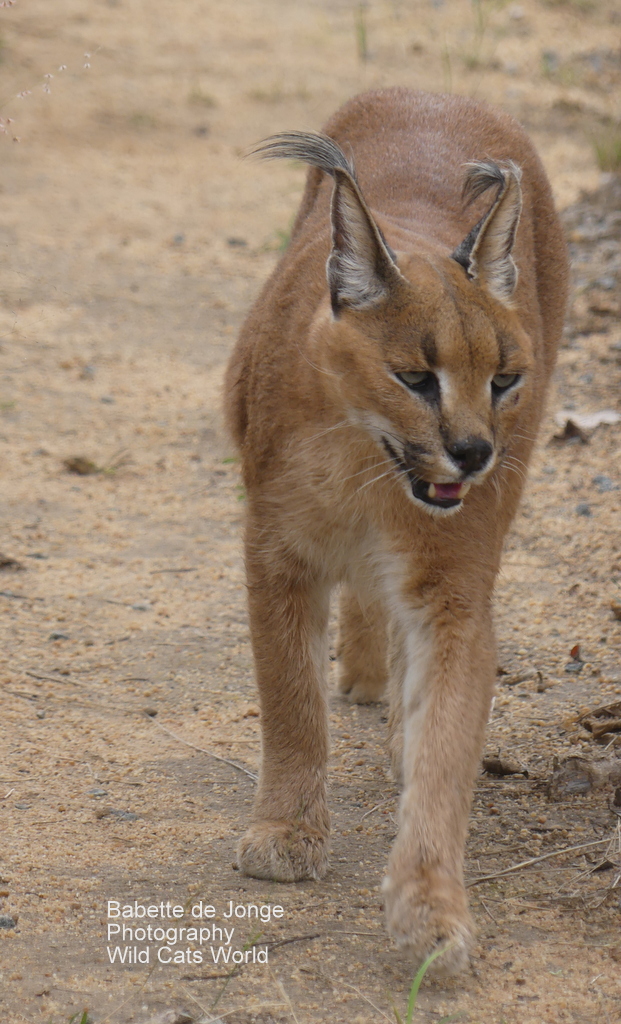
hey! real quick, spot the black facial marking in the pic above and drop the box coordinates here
[382,437,431,474]
[496,332,507,364]
[421,333,437,367]
[403,440,431,465]
[382,437,408,473]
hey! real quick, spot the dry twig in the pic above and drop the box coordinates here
[150,719,258,782]
[361,796,395,820]
[26,670,81,686]
[150,567,198,574]
[467,837,609,887]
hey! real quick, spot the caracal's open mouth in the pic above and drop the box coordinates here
[382,438,471,510]
[410,478,470,510]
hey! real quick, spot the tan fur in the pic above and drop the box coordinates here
[224,88,568,975]
[337,588,388,703]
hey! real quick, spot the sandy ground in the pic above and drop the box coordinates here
[0,1,620,1022]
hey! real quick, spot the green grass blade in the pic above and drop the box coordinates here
[389,996,404,1024]
[406,944,454,1023]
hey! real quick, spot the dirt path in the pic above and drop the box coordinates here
[1,2,620,1023]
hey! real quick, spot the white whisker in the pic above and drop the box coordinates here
[297,420,350,449]
[344,467,396,504]
[504,454,528,469]
[503,460,528,480]
[502,460,527,483]
[492,475,502,505]
[356,469,395,492]
[294,336,342,379]
[341,456,395,485]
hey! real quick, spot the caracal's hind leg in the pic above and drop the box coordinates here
[237,520,331,883]
[337,586,388,703]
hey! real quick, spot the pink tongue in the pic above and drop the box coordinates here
[433,483,462,500]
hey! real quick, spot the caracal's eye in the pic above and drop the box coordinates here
[397,371,432,389]
[492,372,519,390]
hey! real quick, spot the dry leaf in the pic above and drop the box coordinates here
[579,701,621,740]
[63,456,99,475]
[482,755,529,778]
[0,554,25,571]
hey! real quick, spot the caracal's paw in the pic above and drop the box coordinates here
[237,820,329,882]
[338,670,385,704]
[383,872,473,976]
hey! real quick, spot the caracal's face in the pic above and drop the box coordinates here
[318,254,534,516]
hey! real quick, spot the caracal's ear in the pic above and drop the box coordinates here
[327,166,401,314]
[251,130,401,315]
[451,160,522,306]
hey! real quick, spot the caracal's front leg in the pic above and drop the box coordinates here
[237,529,331,883]
[383,592,496,975]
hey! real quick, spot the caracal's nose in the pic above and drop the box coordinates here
[446,437,493,475]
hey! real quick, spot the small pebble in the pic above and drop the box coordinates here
[565,661,584,674]
[100,395,115,404]
[48,631,69,640]
[0,915,16,929]
[131,601,152,611]
[143,1012,195,1024]
[542,50,559,73]
[593,474,616,492]
[596,275,616,290]
[575,503,591,516]
[36,710,46,719]
[96,807,138,821]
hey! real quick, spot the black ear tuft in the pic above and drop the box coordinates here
[251,130,401,313]
[451,160,523,305]
[250,130,357,178]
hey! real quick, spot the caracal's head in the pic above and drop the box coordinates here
[255,132,534,516]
